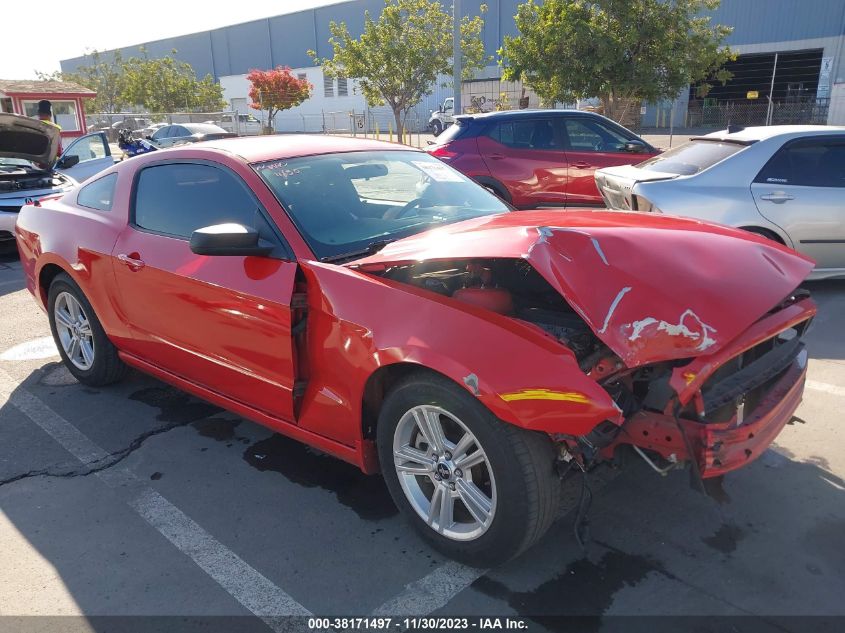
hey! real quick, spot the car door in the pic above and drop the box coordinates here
[559,116,654,206]
[751,136,845,272]
[110,160,299,422]
[56,132,114,183]
[150,126,173,147]
[475,116,568,207]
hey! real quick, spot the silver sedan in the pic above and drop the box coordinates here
[595,125,845,279]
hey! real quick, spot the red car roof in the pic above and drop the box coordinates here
[199,134,418,163]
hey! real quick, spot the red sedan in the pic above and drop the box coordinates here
[426,110,659,208]
[17,135,815,564]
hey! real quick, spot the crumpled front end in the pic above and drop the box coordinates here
[597,292,815,478]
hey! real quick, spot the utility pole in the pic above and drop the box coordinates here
[453,0,462,116]
[766,53,779,126]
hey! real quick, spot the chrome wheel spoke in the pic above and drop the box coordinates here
[415,406,447,454]
[55,308,74,330]
[456,479,493,526]
[455,448,486,471]
[438,489,455,534]
[66,297,80,321]
[67,337,80,362]
[451,432,475,464]
[427,486,444,527]
[79,339,95,366]
[77,320,92,337]
[394,445,433,475]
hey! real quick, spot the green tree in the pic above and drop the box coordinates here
[122,49,226,113]
[247,67,312,134]
[38,50,128,113]
[500,0,735,122]
[312,0,489,142]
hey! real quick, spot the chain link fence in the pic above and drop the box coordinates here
[686,98,831,128]
[85,111,250,142]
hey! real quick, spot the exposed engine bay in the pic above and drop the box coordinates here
[371,257,813,484]
[0,164,71,193]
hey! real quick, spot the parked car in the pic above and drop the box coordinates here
[17,135,816,565]
[0,113,114,245]
[426,110,658,208]
[149,122,236,147]
[595,125,845,280]
[136,122,168,140]
[213,113,262,136]
[428,97,455,136]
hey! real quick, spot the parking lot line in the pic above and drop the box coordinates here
[806,379,845,398]
[0,368,311,624]
[371,561,486,616]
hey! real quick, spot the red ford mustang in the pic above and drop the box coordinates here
[16,135,816,564]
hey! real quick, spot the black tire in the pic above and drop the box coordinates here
[47,272,128,387]
[431,120,443,137]
[377,372,560,566]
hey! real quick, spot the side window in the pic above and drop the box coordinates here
[77,173,117,211]
[487,119,560,150]
[64,134,108,162]
[171,126,189,137]
[563,118,630,152]
[134,163,260,238]
[755,138,845,187]
[152,126,171,139]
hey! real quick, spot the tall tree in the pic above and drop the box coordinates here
[38,50,128,113]
[247,67,312,133]
[122,48,226,113]
[312,0,489,142]
[500,0,735,122]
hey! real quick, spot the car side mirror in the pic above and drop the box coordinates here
[624,140,648,153]
[56,154,80,169]
[145,135,153,140]
[189,223,275,257]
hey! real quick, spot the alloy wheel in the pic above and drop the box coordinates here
[53,291,95,371]
[392,405,497,541]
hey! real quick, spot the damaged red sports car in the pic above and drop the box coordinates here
[16,136,816,565]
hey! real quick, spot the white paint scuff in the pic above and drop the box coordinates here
[628,309,718,351]
[598,287,632,334]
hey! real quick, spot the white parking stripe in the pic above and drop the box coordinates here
[806,379,845,398]
[0,369,311,624]
[371,561,486,616]
[130,488,311,617]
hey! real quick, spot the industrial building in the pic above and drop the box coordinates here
[61,0,845,129]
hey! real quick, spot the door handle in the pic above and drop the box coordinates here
[488,153,506,160]
[760,192,794,203]
[117,253,146,271]
[572,162,593,169]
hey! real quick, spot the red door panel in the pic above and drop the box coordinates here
[111,228,298,422]
[476,125,568,208]
[564,149,654,205]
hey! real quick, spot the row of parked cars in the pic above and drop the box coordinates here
[427,110,845,279]
[6,107,839,564]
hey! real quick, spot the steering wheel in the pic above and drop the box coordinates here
[390,197,429,219]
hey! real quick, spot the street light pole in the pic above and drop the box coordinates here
[453,0,462,116]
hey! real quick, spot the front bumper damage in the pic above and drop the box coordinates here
[601,296,816,478]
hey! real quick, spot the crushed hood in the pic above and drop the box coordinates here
[0,113,61,166]
[352,210,815,366]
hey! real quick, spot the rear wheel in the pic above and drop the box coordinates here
[48,273,128,387]
[377,373,560,565]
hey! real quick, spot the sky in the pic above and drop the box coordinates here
[1,0,347,79]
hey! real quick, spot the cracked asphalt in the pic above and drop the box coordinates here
[0,247,843,630]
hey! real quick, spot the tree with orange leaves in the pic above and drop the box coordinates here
[247,66,312,134]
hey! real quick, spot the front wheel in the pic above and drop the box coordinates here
[430,120,443,137]
[377,373,560,565]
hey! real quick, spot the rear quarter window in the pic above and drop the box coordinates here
[77,173,117,212]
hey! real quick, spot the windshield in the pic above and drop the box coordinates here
[255,150,509,261]
[636,140,748,176]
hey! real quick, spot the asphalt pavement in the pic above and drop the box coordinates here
[0,248,842,632]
